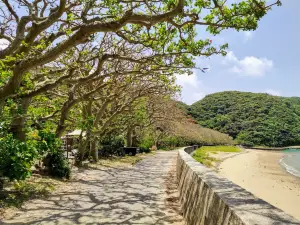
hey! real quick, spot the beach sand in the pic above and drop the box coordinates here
[218,149,300,220]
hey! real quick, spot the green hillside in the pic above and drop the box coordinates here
[176,101,191,114]
[190,91,300,147]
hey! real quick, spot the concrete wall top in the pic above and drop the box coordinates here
[177,147,300,225]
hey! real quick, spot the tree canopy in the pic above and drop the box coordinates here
[189,91,300,147]
[0,0,281,181]
[0,0,281,107]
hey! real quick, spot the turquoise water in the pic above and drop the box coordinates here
[280,149,300,178]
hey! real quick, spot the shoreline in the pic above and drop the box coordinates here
[279,157,300,178]
[218,149,300,220]
[245,146,300,151]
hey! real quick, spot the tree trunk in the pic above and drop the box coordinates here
[75,133,86,166]
[55,87,77,138]
[0,67,25,110]
[91,139,98,162]
[75,101,93,165]
[154,133,162,149]
[55,103,70,138]
[55,100,76,138]
[132,128,137,147]
[126,126,133,147]
[10,97,31,141]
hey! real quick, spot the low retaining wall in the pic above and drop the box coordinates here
[177,147,300,225]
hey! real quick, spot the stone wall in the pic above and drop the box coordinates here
[177,147,300,225]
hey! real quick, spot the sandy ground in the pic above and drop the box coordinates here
[209,151,242,169]
[218,149,300,220]
[2,151,184,224]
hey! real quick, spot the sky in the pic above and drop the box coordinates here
[0,0,298,106]
[177,0,300,105]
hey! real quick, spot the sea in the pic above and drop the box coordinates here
[280,149,300,178]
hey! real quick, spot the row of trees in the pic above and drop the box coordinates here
[133,100,234,150]
[0,0,279,181]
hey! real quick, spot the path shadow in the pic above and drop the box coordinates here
[2,151,184,225]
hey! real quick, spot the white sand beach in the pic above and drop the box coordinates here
[218,149,300,220]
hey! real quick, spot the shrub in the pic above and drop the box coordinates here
[37,131,62,154]
[139,146,151,153]
[39,131,71,179]
[0,135,38,182]
[138,137,153,153]
[98,135,125,157]
[44,150,71,179]
[158,136,186,150]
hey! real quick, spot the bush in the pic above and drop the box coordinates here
[39,131,71,179]
[158,136,187,150]
[98,135,125,157]
[138,137,153,153]
[0,135,38,182]
[44,151,71,179]
[37,131,62,154]
[139,146,151,153]
[0,131,70,182]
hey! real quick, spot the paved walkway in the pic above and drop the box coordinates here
[2,151,184,225]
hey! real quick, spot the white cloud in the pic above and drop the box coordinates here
[192,92,206,101]
[176,72,201,88]
[264,89,281,96]
[229,66,242,73]
[176,72,206,104]
[224,51,273,77]
[224,51,237,62]
[243,31,254,42]
[0,39,9,50]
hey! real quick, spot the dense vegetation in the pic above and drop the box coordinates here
[189,91,300,147]
[0,0,279,186]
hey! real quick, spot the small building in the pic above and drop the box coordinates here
[61,130,86,158]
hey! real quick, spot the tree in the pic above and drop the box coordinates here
[0,0,281,111]
[190,91,300,147]
[118,96,233,150]
[0,0,282,180]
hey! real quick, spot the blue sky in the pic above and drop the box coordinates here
[177,0,300,105]
[0,1,298,106]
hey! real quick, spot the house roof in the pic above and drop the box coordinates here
[66,129,86,136]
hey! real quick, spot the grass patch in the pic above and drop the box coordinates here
[192,146,240,167]
[199,146,241,153]
[0,175,61,213]
[193,150,217,167]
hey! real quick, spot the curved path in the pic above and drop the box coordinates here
[2,151,184,225]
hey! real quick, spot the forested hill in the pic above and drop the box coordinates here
[188,91,300,147]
